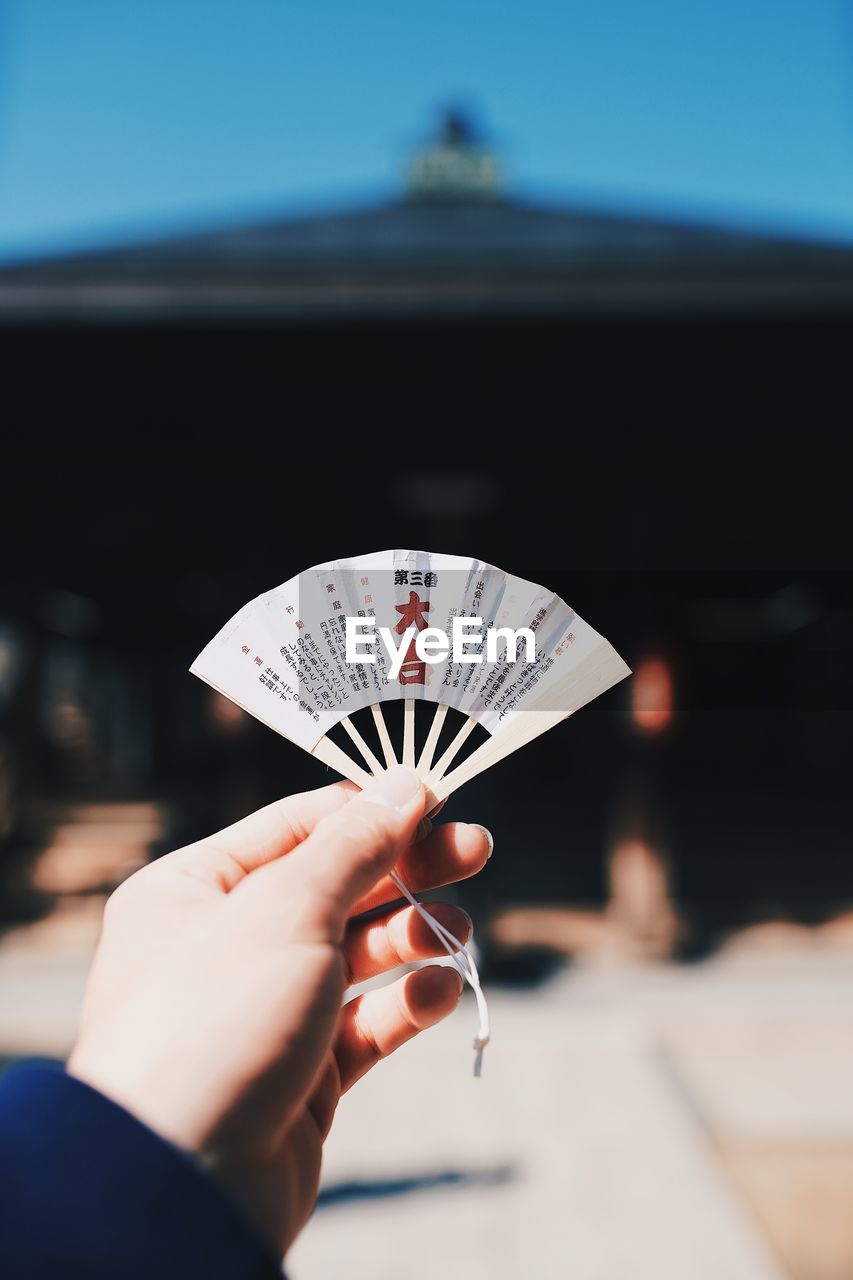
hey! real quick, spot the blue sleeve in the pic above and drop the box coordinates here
[0,1062,283,1280]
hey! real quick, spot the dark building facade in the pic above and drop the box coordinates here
[1,119,849,952]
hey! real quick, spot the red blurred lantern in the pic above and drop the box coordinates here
[631,655,674,735]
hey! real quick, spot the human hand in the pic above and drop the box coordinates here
[67,767,491,1257]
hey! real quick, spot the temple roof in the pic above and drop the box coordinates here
[3,112,853,320]
[33,196,793,266]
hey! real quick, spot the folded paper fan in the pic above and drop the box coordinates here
[191,549,631,1073]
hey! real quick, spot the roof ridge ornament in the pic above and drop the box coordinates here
[406,108,505,202]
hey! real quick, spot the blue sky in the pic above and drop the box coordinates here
[2,1,853,261]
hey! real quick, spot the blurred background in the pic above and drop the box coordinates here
[0,4,851,1278]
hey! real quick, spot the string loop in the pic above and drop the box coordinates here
[389,868,490,1077]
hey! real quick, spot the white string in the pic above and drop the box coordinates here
[389,867,490,1077]
[327,702,490,1075]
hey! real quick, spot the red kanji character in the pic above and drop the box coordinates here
[394,591,431,686]
[395,591,431,635]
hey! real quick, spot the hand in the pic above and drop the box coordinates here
[67,767,491,1257]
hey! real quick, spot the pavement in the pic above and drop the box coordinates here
[292,959,846,1280]
[1,809,852,1279]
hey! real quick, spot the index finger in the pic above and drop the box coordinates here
[241,767,427,942]
[167,780,358,890]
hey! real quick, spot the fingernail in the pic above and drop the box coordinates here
[472,824,494,859]
[427,903,473,942]
[364,765,422,812]
[414,817,433,843]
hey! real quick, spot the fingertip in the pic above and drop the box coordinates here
[405,963,464,1026]
[458,822,494,867]
[471,824,494,860]
[419,902,473,947]
[362,765,423,814]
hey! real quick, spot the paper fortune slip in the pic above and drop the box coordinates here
[191,548,631,802]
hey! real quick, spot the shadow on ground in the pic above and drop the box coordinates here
[316,1163,516,1209]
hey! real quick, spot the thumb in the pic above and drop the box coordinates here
[248,766,427,942]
